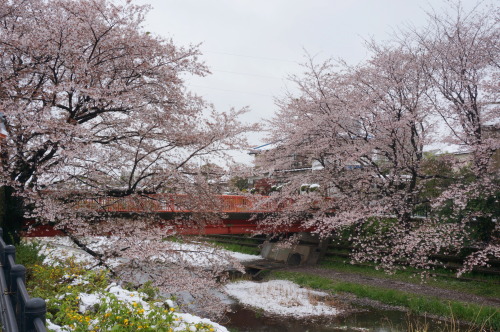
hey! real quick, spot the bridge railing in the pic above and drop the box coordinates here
[0,228,47,332]
[75,194,279,213]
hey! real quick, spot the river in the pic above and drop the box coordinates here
[225,304,454,332]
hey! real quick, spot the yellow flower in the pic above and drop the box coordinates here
[132,302,138,307]
[169,307,175,312]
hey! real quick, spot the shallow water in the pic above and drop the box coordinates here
[225,304,453,332]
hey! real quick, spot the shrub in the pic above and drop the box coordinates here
[27,257,219,332]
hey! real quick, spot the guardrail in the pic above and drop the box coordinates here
[75,194,279,213]
[0,228,46,332]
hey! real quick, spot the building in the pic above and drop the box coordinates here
[0,112,6,140]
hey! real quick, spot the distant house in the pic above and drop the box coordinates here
[0,122,7,139]
[0,113,6,140]
[484,125,500,172]
[248,143,316,188]
[424,125,499,174]
[248,124,499,195]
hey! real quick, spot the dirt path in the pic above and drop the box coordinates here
[283,266,500,308]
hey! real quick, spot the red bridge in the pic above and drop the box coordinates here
[25,194,318,236]
[76,194,276,213]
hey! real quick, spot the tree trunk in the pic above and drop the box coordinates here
[1,186,25,244]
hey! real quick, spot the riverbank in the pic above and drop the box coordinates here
[21,236,500,331]
[283,266,500,308]
[269,267,499,331]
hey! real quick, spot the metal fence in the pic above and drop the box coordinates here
[0,228,46,332]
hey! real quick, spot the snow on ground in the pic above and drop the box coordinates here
[227,251,259,262]
[29,237,240,332]
[225,280,341,317]
[160,241,260,266]
[46,319,70,332]
[35,237,101,267]
[77,283,151,313]
[174,312,228,332]
[31,236,260,268]
[74,283,229,332]
[46,282,229,332]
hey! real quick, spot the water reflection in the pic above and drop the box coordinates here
[225,305,449,332]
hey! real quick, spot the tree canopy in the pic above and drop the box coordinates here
[0,0,255,315]
[259,1,499,274]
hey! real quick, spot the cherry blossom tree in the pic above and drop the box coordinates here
[413,1,500,274]
[0,0,255,316]
[259,1,498,274]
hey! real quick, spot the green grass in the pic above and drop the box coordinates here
[162,236,185,243]
[166,236,262,255]
[270,270,500,331]
[16,240,45,266]
[209,236,263,245]
[16,240,46,280]
[208,241,260,255]
[320,259,500,299]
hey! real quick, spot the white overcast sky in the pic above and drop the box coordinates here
[133,0,494,162]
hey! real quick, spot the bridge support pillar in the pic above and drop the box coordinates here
[260,233,330,266]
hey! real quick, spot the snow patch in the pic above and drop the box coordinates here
[225,280,341,317]
[78,293,101,313]
[52,283,229,332]
[31,236,260,269]
[174,312,228,332]
[29,237,232,332]
[46,319,71,332]
[153,241,260,267]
